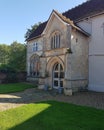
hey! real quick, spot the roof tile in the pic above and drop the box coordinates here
[63,0,104,21]
[27,21,47,41]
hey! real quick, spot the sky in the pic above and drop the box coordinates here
[0,0,86,45]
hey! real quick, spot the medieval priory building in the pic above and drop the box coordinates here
[26,0,104,94]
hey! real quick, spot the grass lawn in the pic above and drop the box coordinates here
[0,83,35,94]
[0,101,104,130]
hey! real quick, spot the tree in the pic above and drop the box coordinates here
[0,44,10,65]
[0,42,26,72]
[24,22,41,39]
[9,41,26,72]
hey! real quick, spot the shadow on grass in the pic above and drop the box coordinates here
[8,101,104,130]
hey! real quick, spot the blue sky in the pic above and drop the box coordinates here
[0,0,86,44]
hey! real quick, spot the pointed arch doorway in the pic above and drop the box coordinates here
[53,63,64,89]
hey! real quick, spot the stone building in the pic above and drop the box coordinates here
[26,0,104,93]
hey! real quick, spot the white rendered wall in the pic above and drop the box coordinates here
[88,14,104,92]
[89,56,104,92]
[77,19,92,34]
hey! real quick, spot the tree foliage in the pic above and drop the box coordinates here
[24,22,41,39]
[0,44,10,65]
[0,41,26,72]
[9,41,26,71]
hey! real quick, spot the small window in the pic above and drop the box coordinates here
[101,22,104,34]
[76,38,78,43]
[33,43,38,51]
[51,32,60,49]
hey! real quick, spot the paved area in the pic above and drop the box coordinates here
[0,88,104,111]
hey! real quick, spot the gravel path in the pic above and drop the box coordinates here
[0,88,104,111]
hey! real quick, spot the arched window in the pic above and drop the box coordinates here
[30,55,40,77]
[53,63,64,88]
[51,32,60,49]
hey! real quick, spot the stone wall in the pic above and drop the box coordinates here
[44,14,68,51]
[0,72,26,83]
[65,28,89,92]
[26,13,89,93]
[27,37,44,76]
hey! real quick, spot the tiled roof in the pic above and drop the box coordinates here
[27,21,47,41]
[27,0,104,41]
[63,0,104,21]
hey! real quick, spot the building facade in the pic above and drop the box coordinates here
[26,0,104,93]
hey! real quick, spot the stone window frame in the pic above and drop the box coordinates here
[33,42,38,52]
[51,31,61,49]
